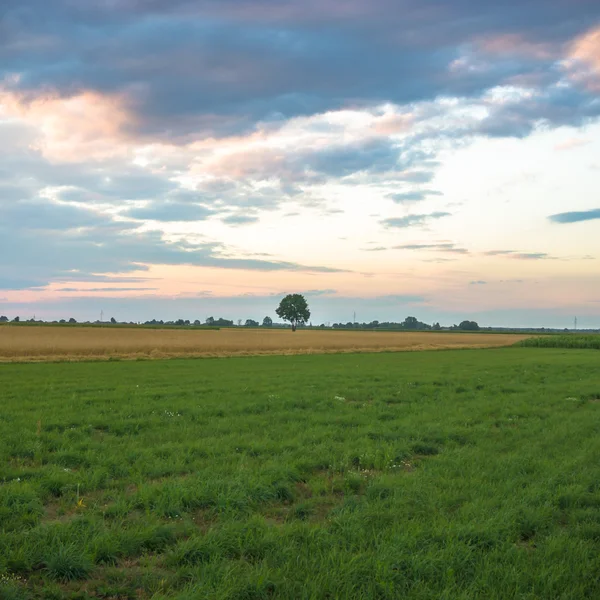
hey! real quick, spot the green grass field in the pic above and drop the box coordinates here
[2,348,600,599]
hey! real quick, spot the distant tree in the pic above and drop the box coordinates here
[262,316,273,327]
[68,318,77,324]
[245,319,259,327]
[110,317,117,324]
[432,322,441,330]
[402,316,419,329]
[13,316,20,323]
[276,294,310,332]
[205,316,215,325]
[459,320,480,331]
[193,320,201,326]
[0,316,8,322]
[237,319,242,327]
[59,319,66,324]
[214,318,234,327]
[175,319,185,326]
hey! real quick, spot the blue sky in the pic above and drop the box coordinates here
[1,0,599,327]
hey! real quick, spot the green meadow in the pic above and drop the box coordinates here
[2,347,600,599]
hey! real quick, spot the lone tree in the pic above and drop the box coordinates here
[262,316,273,327]
[276,294,310,332]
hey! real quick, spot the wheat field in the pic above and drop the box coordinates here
[0,325,530,362]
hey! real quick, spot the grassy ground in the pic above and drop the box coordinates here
[0,326,527,362]
[2,348,600,599]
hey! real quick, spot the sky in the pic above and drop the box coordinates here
[1,0,600,328]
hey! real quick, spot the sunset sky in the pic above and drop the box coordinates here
[1,0,599,327]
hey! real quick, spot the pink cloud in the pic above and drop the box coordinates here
[553,138,591,152]
[475,34,557,60]
[566,26,600,91]
[570,27,600,71]
[371,113,413,135]
[0,88,136,161]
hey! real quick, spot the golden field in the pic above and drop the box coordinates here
[0,325,530,362]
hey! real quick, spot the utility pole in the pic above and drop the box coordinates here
[100,310,104,323]
[353,311,356,326]
[574,316,577,331]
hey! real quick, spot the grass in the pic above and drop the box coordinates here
[0,325,528,362]
[519,334,600,349]
[1,347,600,598]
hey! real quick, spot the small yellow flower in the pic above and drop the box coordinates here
[76,497,86,509]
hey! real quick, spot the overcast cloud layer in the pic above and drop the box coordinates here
[1,0,599,326]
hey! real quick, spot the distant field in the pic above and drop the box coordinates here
[519,334,600,349]
[2,348,600,599]
[0,325,529,362]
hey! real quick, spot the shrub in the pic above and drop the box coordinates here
[44,545,93,582]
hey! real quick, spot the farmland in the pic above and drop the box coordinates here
[0,325,529,362]
[2,347,600,599]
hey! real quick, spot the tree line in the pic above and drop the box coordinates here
[0,294,483,331]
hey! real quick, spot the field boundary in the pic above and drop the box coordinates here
[0,342,530,364]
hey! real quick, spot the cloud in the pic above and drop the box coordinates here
[203,137,407,185]
[3,1,598,140]
[470,280,487,285]
[125,202,215,222]
[381,212,451,228]
[510,252,552,260]
[2,201,108,230]
[0,205,346,291]
[222,214,260,225]
[302,289,337,297]
[567,26,600,91]
[0,277,47,291]
[56,287,158,293]
[483,250,553,260]
[387,190,443,203]
[553,138,591,151]
[54,275,155,284]
[548,208,600,224]
[393,243,468,254]
[372,294,426,304]
[2,1,600,304]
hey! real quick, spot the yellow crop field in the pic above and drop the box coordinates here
[0,325,530,362]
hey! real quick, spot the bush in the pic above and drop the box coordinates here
[44,545,93,582]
